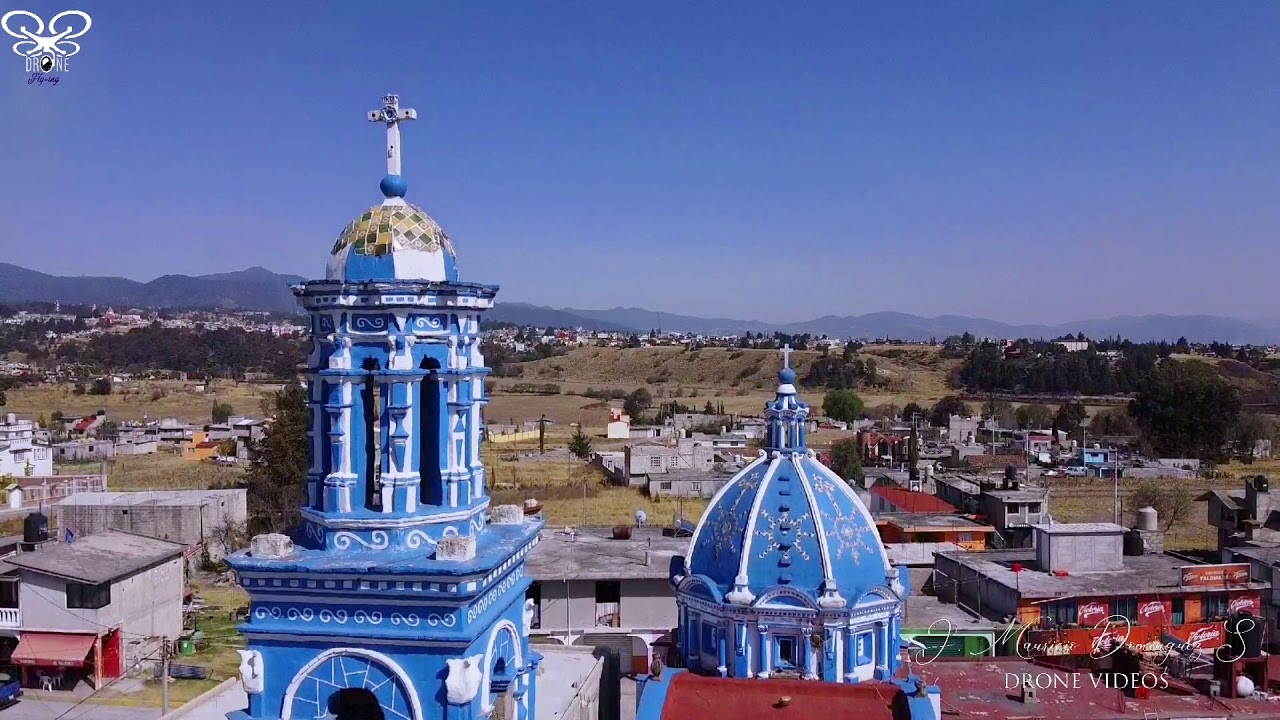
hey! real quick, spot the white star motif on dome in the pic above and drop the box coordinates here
[812,477,875,564]
[710,470,762,559]
[754,507,813,562]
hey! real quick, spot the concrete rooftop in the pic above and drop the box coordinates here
[525,527,686,581]
[937,548,1268,600]
[58,489,245,507]
[878,513,993,530]
[5,530,186,584]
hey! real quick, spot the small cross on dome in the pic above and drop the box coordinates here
[781,343,793,369]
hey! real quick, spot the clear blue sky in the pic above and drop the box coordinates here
[1,1,1276,324]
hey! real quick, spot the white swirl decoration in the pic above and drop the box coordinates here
[305,523,325,546]
[285,608,315,622]
[411,315,444,332]
[333,531,389,551]
[253,606,283,621]
[318,609,349,624]
[426,613,457,628]
[354,610,383,624]
[391,613,420,627]
[352,314,389,333]
[404,529,437,550]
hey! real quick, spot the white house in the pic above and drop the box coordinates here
[606,408,631,440]
[0,414,53,477]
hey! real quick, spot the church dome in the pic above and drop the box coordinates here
[325,199,458,283]
[687,451,890,606]
[686,357,892,608]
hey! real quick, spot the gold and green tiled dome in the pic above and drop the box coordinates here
[326,202,459,282]
[330,204,456,258]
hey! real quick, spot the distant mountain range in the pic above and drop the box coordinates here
[0,263,304,313]
[1,263,1275,343]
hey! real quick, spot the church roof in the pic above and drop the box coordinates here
[326,201,458,283]
[685,356,893,606]
[325,93,460,284]
[652,672,904,720]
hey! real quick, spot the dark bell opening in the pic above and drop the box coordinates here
[327,688,385,720]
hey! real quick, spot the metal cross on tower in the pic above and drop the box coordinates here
[367,94,418,176]
[781,343,793,369]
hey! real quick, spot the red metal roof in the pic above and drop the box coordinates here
[658,673,901,720]
[918,658,1280,720]
[12,632,96,667]
[73,415,98,433]
[870,486,957,514]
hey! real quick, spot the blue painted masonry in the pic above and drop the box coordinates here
[671,356,910,684]
[227,94,544,720]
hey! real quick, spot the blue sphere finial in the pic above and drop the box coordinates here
[380,174,408,198]
[779,367,796,385]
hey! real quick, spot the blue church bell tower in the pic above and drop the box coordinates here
[227,93,545,720]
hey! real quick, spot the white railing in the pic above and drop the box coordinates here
[15,474,107,507]
[0,608,20,628]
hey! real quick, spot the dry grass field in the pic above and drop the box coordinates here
[1047,459,1280,551]
[107,451,244,491]
[2,380,279,424]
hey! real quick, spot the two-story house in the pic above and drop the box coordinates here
[4,531,185,689]
[525,527,684,675]
[0,414,52,478]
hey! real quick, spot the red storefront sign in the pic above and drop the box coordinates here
[1078,601,1108,625]
[1137,598,1170,626]
[1228,593,1261,616]
[1166,622,1228,651]
[1181,563,1250,587]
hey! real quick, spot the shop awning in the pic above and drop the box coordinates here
[11,632,96,667]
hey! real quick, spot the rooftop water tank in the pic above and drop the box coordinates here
[1123,529,1145,556]
[1137,506,1159,532]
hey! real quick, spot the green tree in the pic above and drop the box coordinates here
[822,389,865,424]
[982,397,1016,428]
[1015,403,1054,430]
[1089,408,1137,437]
[1128,478,1192,531]
[623,388,652,422]
[91,378,112,396]
[568,428,593,460]
[0,389,5,406]
[218,438,239,457]
[212,401,235,424]
[245,383,308,534]
[1129,361,1241,462]
[96,420,120,442]
[901,402,926,423]
[829,439,865,486]
[929,396,970,428]
[703,401,715,414]
[1231,413,1271,463]
[1053,401,1089,439]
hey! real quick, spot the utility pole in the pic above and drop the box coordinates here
[538,414,547,455]
[160,638,171,715]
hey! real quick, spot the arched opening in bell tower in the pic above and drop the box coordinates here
[327,688,386,720]
[361,357,383,511]
[418,355,442,506]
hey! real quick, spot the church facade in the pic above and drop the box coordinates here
[671,357,909,682]
[227,94,543,720]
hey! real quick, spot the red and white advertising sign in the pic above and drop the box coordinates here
[1078,601,1108,625]
[1229,593,1260,616]
[1137,598,1170,626]
[1181,563,1250,587]
[1168,622,1228,651]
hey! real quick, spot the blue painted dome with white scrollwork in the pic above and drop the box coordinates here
[685,364,893,607]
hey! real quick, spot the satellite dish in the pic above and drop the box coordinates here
[635,510,647,527]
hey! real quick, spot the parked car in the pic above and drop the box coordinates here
[1064,466,1088,477]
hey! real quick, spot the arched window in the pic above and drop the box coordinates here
[361,357,382,511]
[419,356,442,505]
[327,688,386,720]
